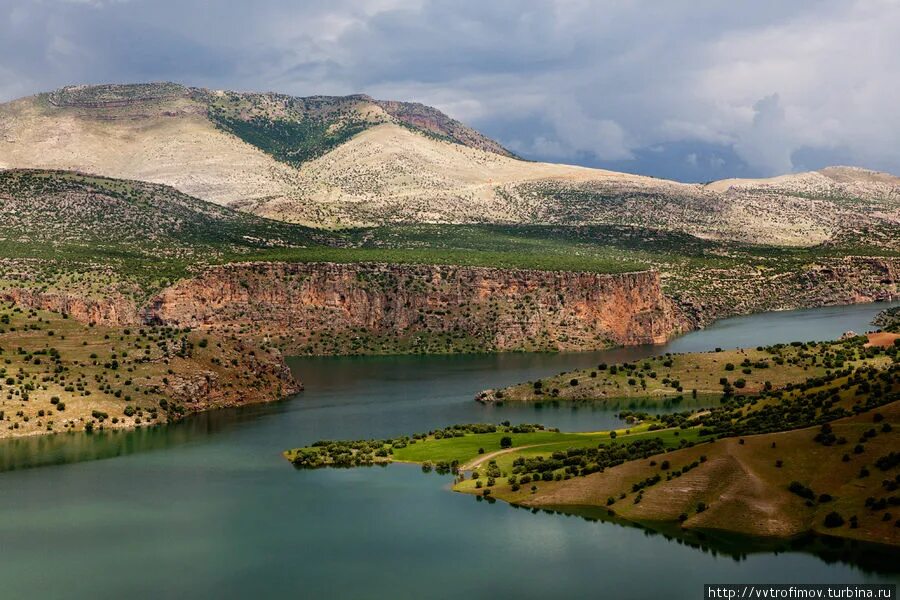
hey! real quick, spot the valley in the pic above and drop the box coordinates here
[3,1,899,594]
[0,83,898,447]
[1,169,896,358]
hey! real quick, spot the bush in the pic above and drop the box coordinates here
[788,481,815,500]
[500,436,512,449]
[823,512,844,528]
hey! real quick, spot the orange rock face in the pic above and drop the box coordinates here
[4,258,897,355]
[143,262,689,352]
[0,288,139,325]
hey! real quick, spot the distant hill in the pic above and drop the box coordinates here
[0,83,898,249]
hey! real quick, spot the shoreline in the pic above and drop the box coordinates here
[7,298,895,443]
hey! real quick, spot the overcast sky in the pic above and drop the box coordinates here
[2,0,898,181]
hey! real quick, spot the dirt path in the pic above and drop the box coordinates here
[460,444,543,471]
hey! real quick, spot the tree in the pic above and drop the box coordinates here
[823,511,844,528]
[500,436,512,449]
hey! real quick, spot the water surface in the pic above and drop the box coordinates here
[0,301,897,598]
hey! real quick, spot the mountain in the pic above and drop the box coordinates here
[0,83,898,249]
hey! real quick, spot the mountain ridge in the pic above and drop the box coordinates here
[1,83,898,248]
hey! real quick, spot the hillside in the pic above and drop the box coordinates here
[0,169,338,299]
[1,83,898,246]
[0,301,299,439]
[1,169,897,356]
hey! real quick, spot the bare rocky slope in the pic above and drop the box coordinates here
[4,256,897,356]
[142,262,686,354]
[1,83,897,246]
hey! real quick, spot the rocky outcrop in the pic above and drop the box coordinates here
[0,288,139,326]
[676,257,899,329]
[161,346,301,411]
[5,257,897,357]
[142,262,688,353]
[375,99,516,157]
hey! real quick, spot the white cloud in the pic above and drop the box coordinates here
[1,0,898,178]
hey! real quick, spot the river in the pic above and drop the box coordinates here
[0,302,897,598]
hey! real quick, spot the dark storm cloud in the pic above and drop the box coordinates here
[2,0,898,181]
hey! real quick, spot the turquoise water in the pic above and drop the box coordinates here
[0,302,897,598]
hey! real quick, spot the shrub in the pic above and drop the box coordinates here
[823,512,844,528]
[788,481,815,500]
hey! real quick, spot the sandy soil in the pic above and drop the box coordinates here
[866,331,900,347]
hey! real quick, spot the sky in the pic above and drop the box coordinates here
[2,0,898,182]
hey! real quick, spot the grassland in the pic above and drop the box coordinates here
[0,301,296,438]
[284,335,900,548]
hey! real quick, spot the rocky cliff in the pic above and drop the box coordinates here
[4,258,897,356]
[0,288,139,325]
[675,257,899,328]
[142,262,687,354]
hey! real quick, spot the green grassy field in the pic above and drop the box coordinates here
[388,424,703,466]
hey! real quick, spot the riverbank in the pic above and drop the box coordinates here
[874,306,900,332]
[451,400,899,548]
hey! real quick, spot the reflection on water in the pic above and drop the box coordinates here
[532,503,900,575]
[0,401,291,472]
